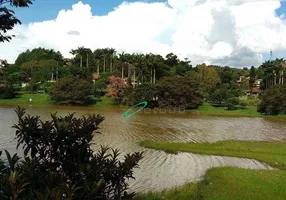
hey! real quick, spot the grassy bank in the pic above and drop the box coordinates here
[194,104,262,117]
[137,140,286,199]
[140,140,286,170]
[1,94,286,120]
[191,103,286,120]
[0,93,52,105]
[135,167,286,200]
[0,93,115,108]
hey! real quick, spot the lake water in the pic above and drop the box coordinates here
[0,105,285,192]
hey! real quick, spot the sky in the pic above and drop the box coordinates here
[1,0,286,68]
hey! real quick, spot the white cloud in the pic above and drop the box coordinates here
[1,0,286,67]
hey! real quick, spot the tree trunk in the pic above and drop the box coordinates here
[153,68,156,84]
[110,57,113,72]
[80,55,82,68]
[103,56,106,72]
[128,65,130,78]
[121,66,124,79]
[51,66,54,81]
[86,54,89,68]
[150,67,153,83]
[97,65,99,75]
[133,67,136,88]
[56,66,58,80]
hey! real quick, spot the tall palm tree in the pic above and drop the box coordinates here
[70,46,91,68]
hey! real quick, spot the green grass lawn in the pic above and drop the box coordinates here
[135,167,286,200]
[194,104,262,117]
[137,140,286,200]
[191,103,286,120]
[0,94,117,107]
[0,93,52,105]
[140,140,286,170]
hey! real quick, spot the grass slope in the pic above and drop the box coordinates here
[0,93,52,105]
[135,167,286,200]
[140,140,286,170]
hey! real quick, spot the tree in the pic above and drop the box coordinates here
[249,66,256,89]
[258,84,286,115]
[93,72,113,96]
[209,83,242,106]
[128,83,156,106]
[0,107,143,199]
[51,77,93,105]
[226,97,239,110]
[105,75,130,104]
[70,47,92,68]
[259,58,285,89]
[165,53,179,67]
[195,64,221,97]
[20,60,41,81]
[217,66,235,84]
[156,76,203,109]
[0,0,32,42]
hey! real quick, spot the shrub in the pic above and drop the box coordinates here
[239,100,248,109]
[0,84,16,99]
[51,77,93,105]
[0,107,143,199]
[226,97,239,110]
[258,85,286,115]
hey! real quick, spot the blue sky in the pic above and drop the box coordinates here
[13,0,286,24]
[14,0,166,24]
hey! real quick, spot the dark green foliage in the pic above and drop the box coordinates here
[128,83,156,106]
[175,64,189,76]
[93,72,114,96]
[0,0,32,42]
[258,59,285,90]
[258,84,286,115]
[226,98,239,110]
[0,107,143,199]
[209,84,242,105]
[15,48,63,66]
[217,67,234,84]
[51,77,93,105]
[156,76,202,109]
[25,81,40,93]
[249,66,256,89]
[0,84,16,99]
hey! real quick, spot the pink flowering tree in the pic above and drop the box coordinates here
[105,75,130,104]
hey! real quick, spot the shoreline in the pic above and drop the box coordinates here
[1,101,286,120]
[136,140,286,199]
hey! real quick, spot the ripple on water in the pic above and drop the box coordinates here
[0,106,285,192]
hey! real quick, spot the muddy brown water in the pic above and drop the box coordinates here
[0,105,285,192]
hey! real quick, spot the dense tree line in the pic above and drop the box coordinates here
[1,47,286,113]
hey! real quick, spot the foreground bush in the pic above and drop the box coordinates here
[0,107,143,199]
[258,84,286,115]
